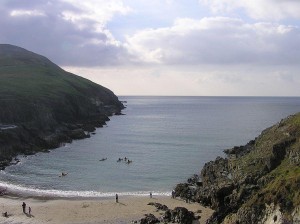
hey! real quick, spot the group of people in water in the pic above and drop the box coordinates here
[58,156,133,178]
[117,157,133,164]
[99,156,133,164]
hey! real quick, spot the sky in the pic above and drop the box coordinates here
[1,0,300,96]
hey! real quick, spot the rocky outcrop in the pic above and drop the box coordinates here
[140,214,160,224]
[140,203,198,224]
[162,207,196,224]
[175,112,300,223]
[147,202,169,211]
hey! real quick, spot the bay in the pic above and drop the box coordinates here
[1,96,300,198]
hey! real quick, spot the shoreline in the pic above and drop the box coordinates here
[0,180,172,200]
[0,194,213,223]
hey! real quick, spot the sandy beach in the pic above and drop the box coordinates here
[0,195,213,224]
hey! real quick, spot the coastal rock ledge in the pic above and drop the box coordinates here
[0,44,124,169]
[175,112,300,223]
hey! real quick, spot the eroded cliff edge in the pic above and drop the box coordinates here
[0,44,124,169]
[175,112,300,223]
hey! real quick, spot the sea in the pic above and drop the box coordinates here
[1,96,300,198]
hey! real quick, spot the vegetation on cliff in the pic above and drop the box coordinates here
[175,112,300,223]
[0,44,124,169]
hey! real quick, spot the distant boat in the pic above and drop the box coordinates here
[99,158,107,161]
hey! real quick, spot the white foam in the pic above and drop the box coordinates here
[0,181,171,198]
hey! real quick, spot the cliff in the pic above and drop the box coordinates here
[0,44,124,169]
[175,112,300,223]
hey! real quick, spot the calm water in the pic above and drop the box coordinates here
[1,96,300,198]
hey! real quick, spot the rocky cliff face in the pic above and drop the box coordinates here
[0,44,124,169]
[175,113,300,223]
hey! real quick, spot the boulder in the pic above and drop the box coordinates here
[140,214,160,224]
[147,202,169,211]
[162,207,196,224]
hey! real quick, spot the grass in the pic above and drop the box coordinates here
[231,113,300,221]
[0,44,120,125]
[0,65,91,99]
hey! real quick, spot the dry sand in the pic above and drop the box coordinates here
[0,195,213,223]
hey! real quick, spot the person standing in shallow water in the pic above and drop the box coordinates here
[116,194,118,203]
[22,202,26,213]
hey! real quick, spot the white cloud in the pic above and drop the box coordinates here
[1,0,300,96]
[61,0,131,31]
[0,0,132,66]
[125,17,300,65]
[10,10,45,17]
[199,0,300,20]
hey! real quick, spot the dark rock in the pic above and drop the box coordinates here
[69,129,88,140]
[187,174,200,185]
[174,183,190,198]
[82,124,96,132]
[162,207,196,224]
[140,214,160,224]
[0,160,10,170]
[115,111,125,115]
[147,202,169,211]
[266,138,295,171]
[224,140,255,158]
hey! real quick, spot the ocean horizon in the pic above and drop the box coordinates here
[1,96,300,198]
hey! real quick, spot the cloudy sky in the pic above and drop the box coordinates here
[1,0,300,96]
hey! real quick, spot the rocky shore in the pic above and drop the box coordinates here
[0,106,123,170]
[175,112,300,223]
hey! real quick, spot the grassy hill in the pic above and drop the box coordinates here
[0,44,124,168]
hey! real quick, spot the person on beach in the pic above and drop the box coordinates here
[116,194,118,203]
[29,206,31,215]
[150,192,152,198]
[22,202,26,213]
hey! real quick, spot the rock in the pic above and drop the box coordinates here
[224,140,255,158]
[115,111,125,115]
[162,207,196,224]
[187,174,200,185]
[69,129,88,140]
[139,214,160,224]
[147,202,169,211]
[174,183,190,198]
[82,124,96,132]
[265,138,295,171]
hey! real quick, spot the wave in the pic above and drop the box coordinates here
[0,181,171,199]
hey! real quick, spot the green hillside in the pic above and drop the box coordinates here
[0,44,124,168]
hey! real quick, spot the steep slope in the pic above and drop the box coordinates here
[175,112,300,223]
[0,44,124,168]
